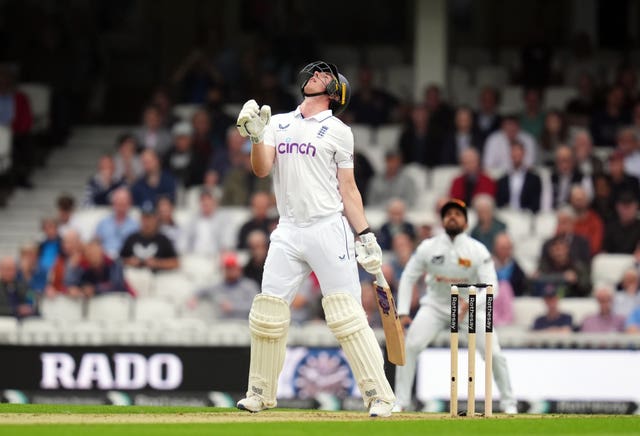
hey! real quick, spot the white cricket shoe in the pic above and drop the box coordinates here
[391,403,405,413]
[504,404,518,415]
[237,395,272,413]
[369,399,394,417]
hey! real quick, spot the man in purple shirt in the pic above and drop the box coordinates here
[581,285,626,333]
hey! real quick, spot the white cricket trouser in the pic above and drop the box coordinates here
[261,214,361,302]
[395,302,516,410]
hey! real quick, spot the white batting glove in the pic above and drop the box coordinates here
[355,232,382,274]
[236,99,271,144]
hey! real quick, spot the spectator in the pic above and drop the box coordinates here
[192,109,217,164]
[550,145,591,208]
[377,198,416,251]
[470,194,506,253]
[540,206,591,266]
[367,149,417,208]
[535,236,591,298]
[493,232,528,296]
[603,191,640,254]
[237,191,276,249]
[614,267,640,319]
[291,273,321,325]
[83,155,125,207]
[131,149,177,207]
[615,127,640,181]
[156,195,180,246]
[398,104,434,167]
[591,173,617,226]
[56,194,81,238]
[37,216,61,276]
[615,65,639,112]
[590,85,630,147]
[185,169,224,211]
[569,185,604,256]
[44,229,84,298]
[539,110,568,166]
[133,104,172,156]
[474,86,502,149]
[149,86,178,128]
[78,241,130,297]
[120,204,179,273]
[192,252,259,320]
[220,139,271,207]
[17,242,47,295]
[172,48,222,105]
[608,151,640,202]
[531,285,574,332]
[163,121,200,188]
[626,306,640,333]
[572,129,604,178]
[95,188,139,259]
[388,232,417,290]
[113,133,143,185]
[565,72,597,122]
[440,106,483,165]
[179,190,226,256]
[449,148,496,205]
[483,115,537,175]
[346,65,399,126]
[210,126,250,186]
[205,84,235,151]
[495,140,542,212]
[0,256,34,318]
[243,230,269,286]
[423,84,455,149]
[581,285,626,333]
[519,87,546,142]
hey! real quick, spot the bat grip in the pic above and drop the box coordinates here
[374,270,387,287]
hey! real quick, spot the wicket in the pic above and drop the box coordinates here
[450,283,494,417]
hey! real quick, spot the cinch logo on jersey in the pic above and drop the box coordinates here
[277,142,317,157]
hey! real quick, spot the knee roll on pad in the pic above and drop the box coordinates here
[322,293,368,338]
[249,294,290,339]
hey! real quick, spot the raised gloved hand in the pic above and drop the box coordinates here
[236,99,271,144]
[355,232,383,274]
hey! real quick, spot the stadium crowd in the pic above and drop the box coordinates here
[2,31,640,336]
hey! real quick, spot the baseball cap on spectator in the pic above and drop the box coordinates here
[141,202,157,215]
[172,121,193,137]
[222,253,239,268]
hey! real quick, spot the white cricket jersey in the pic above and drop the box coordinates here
[396,232,498,315]
[262,107,354,227]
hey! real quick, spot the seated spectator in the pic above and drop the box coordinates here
[95,188,139,259]
[185,169,224,211]
[191,252,259,320]
[541,207,591,267]
[531,285,574,332]
[440,106,483,165]
[616,65,639,112]
[56,194,81,238]
[423,84,455,150]
[626,305,640,333]
[608,151,640,202]
[78,241,131,297]
[377,198,416,251]
[388,232,417,288]
[0,256,34,318]
[483,115,537,175]
[345,65,399,126]
[580,285,626,333]
[210,126,250,187]
[17,242,46,296]
[83,155,125,207]
[590,85,630,147]
[45,229,85,298]
[156,195,180,246]
[37,217,61,276]
[131,149,177,207]
[591,173,617,225]
[291,273,321,325]
[449,148,496,206]
[113,133,143,185]
[162,121,206,188]
[569,185,604,256]
[120,204,179,273]
[539,110,568,166]
[149,86,178,128]
[398,104,434,167]
[535,236,591,298]
[133,104,172,156]
[550,145,592,208]
[519,87,546,142]
[565,72,597,122]
[603,191,640,253]
[495,140,542,212]
[237,191,276,249]
[572,129,604,178]
[192,109,217,163]
[614,267,640,319]
[243,230,269,286]
[220,140,271,207]
[474,86,502,149]
[179,190,226,256]
[493,232,528,296]
[470,194,506,253]
[367,149,417,208]
[615,126,640,181]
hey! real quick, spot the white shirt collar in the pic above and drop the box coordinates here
[294,106,334,121]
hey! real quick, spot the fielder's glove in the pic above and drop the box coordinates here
[355,232,383,274]
[236,99,271,144]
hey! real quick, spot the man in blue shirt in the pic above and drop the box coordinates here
[95,188,139,259]
[131,149,177,207]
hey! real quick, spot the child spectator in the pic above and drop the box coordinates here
[0,256,34,318]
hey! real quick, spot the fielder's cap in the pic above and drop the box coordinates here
[440,198,468,221]
[222,253,239,268]
[172,121,194,137]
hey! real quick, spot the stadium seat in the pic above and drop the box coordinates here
[429,165,459,197]
[533,210,557,239]
[449,65,473,106]
[218,206,251,249]
[495,208,534,240]
[560,298,598,326]
[454,47,491,68]
[180,253,218,287]
[513,235,544,277]
[402,163,428,191]
[172,103,201,122]
[499,86,524,114]
[475,65,509,88]
[373,124,403,148]
[18,83,51,132]
[544,87,578,111]
[386,65,414,100]
[132,296,177,322]
[0,316,18,344]
[18,318,60,345]
[591,253,635,286]
[63,320,108,345]
[86,293,133,323]
[72,207,111,242]
[351,124,374,148]
[358,143,387,175]
[512,297,545,330]
[363,207,387,231]
[0,126,12,174]
[153,271,198,305]
[39,295,84,322]
[124,267,154,297]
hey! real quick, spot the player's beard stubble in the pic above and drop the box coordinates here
[444,219,465,238]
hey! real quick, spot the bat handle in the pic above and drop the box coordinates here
[374,270,387,287]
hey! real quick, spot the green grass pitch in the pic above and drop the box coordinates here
[0,404,638,436]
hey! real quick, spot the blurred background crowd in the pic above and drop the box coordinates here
[1,0,640,338]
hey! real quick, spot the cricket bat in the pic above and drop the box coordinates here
[373,271,406,366]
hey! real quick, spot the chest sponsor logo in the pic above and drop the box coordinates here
[458,257,472,268]
[278,123,290,130]
[431,255,444,264]
[277,142,317,157]
[317,125,328,138]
